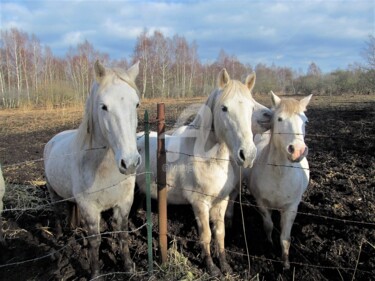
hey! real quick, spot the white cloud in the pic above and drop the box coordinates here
[0,0,373,72]
[62,31,85,46]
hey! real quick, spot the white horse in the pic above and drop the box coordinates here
[44,61,141,277]
[248,92,311,269]
[0,165,5,243]
[136,69,271,276]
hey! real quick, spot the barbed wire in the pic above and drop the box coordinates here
[3,174,373,228]
[160,232,374,276]
[0,223,148,269]
[1,151,373,227]
[1,105,373,277]
[2,171,154,214]
[2,118,373,169]
[144,120,374,139]
[159,183,375,227]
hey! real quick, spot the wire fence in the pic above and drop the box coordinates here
[0,105,374,279]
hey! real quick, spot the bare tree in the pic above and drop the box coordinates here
[307,62,322,76]
[133,30,152,99]
[361,34,375,70]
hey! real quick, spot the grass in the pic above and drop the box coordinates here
[2,183,51,220]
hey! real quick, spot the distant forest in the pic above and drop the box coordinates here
[0,28,374,108]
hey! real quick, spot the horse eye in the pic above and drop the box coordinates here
[221,105,228,112]
[278,117,283,122]
[101,104,108,111]
[136,103,140,108]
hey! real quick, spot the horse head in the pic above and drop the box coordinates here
[209,69,262,168]
[92,60,141,174]
[270,91,312,163]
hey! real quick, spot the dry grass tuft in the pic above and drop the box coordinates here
[150,238,246,281]
[3,183,51,220]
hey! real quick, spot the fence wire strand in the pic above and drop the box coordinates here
[0,104,374,277]
[0,223,147,269]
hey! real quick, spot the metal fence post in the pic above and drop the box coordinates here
[144,110,153,273]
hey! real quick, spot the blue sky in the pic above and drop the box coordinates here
[1,0,374,73]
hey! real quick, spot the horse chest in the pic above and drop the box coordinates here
[193,160,235,197]
[251,166,306,208]
[75,152,134,205]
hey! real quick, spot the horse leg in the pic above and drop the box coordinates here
[69,202,81,229]
[225,186,238,229]
[0,201,4,244]
[79,204,101,278]
[112,205,135,273]
[258,204,273,245]
[192,202,221,277]
[280,206,297,269]
[47,183,68,238]
[210,198,232,274]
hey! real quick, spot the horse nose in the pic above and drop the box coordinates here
[121,159,127,170]
[238,149,246,162]
[287,144,295,154]
[237,147,256,168]
[287,143,307,162]
[136,154,141,167]
[119,154,140,174]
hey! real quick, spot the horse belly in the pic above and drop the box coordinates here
[44,131,77,200]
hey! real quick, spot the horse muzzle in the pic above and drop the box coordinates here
[118,153,142,174]
[236,146,256,168]
[287,144,308,163]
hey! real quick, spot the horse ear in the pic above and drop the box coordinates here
[300,94,312,111]
[217,68,230,88]
[245,72,256,92]
[270,91,281,107]
[127,61,140,81]
[94,60,106,81]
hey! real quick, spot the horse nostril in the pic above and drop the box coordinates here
[136,156,141,166]
[288,145,295,154]
[239,149,246,162]
[121,159,127,170]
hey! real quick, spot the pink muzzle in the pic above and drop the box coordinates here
[287,143,308,162]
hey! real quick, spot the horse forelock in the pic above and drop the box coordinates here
[275,98,305,117]
[216,80,252,108]
[189,80,253,135]
[111,68,140,97]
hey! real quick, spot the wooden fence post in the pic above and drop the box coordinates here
[157,103,168,264]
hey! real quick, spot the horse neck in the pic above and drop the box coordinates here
[181,125,229,163]
[263,131,290,168]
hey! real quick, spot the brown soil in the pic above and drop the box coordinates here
[0,95,374,280]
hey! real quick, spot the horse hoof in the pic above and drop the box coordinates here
[221,263,233,275]
[90,270,102,281]
[124,261,136,274]
[283,259,290,270]
[208,264,222,277]
[0,238,6,247]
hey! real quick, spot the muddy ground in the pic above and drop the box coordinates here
[0,96,374,280]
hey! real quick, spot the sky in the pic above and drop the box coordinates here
[0,0,374,73]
